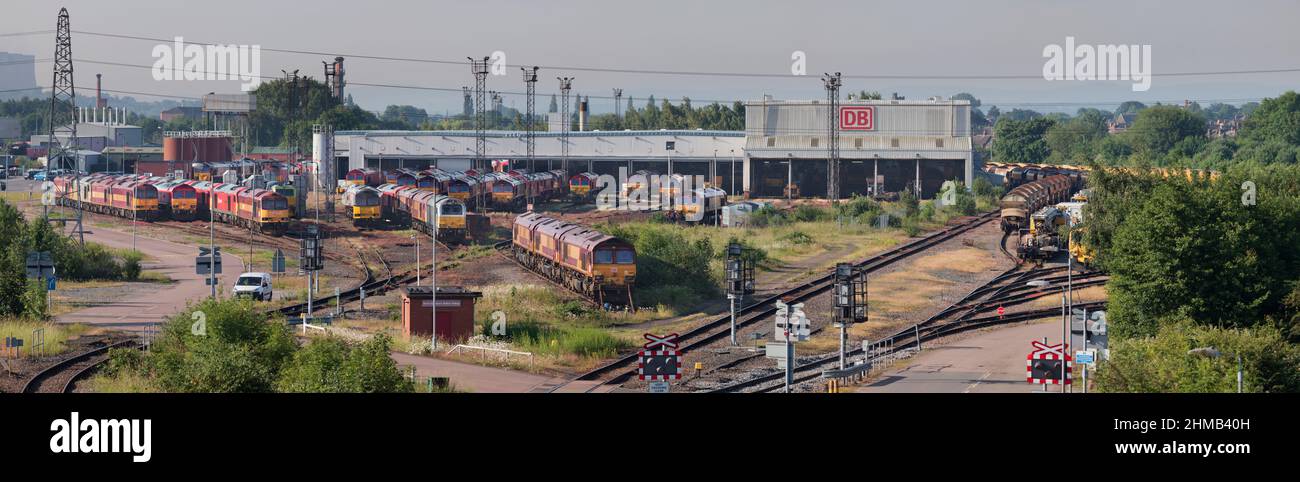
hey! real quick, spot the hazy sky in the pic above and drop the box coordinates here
[2,0,1297,115]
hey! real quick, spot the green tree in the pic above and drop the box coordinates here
[1125,105,1206,156]
[992,117,1056,164]
[1095,321,1300,393]
[150,299,296,392]
[1045,110,1108,163]
[1115,101,1147,115]
[1238,91,1300,148]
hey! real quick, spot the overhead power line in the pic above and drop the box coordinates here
[17,28,1297,81]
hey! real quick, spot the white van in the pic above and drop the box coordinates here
[233,272,274,301]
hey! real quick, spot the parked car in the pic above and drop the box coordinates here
[233,272,274,301]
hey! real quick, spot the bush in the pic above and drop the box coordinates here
[901,217,921,237]
[277,334,414,393]
[835,195,880,219]
[897,188,920,218]
[121,250,143,281]
[747,205,788,228]
[918,203,935,221]
[149,298,297,392]
[1094,321,1300,393]
[972,176,994,197]
[791,205,830,222]
[781,231,813,245]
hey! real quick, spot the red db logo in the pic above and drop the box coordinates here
[840,106,875,131]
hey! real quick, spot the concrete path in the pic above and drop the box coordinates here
[858,320,1077,393]
[390,352,570,393]
[54,223,242,331]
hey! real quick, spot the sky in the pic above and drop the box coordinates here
[1,0,1297,116]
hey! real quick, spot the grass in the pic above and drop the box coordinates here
[473,284,670,329]
[86,371,159,393]
[0,191,37,204]
[138,270,174,284]
[1026,285,1109,309]
[0,319,88,357]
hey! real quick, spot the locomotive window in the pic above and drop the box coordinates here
[616,250,634,264]
[175,190,196,198]
[440,203,463,215]
[264,198,288,210]
[595,250,613,264]
[137,189,157,199]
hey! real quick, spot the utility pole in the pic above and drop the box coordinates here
[47,8,83,245]
[557,77,574,173]
[823,72,842,201]
[613,88,623,120]
[521,67,539,173]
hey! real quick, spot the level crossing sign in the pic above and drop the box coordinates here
[1026,340,1072,385]
[638,333,682,381]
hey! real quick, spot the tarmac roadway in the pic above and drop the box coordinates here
[857,320,1081,393]
[54,223,242,331]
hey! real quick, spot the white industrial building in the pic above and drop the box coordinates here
[321,97,973,199]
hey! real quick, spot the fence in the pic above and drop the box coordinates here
[445,344,534,369]
[822,325,922,390]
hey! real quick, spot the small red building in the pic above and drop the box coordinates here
[401,286,483,342]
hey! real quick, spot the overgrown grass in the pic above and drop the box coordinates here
[482,319,635,358]
[473,284,670,328]
[0,319,87,357]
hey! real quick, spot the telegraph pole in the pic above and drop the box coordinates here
[613,88,623,120]
[521,67,539,173]
[823,72,842,201]
[557,77,574,173]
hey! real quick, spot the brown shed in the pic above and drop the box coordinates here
[401,286,483,342]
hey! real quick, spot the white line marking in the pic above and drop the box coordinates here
[963,372,993,393]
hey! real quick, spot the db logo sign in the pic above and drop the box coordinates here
[840,106,875,131]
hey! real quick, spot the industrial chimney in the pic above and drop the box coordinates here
[578,97,588,131]
[96,74,106,109]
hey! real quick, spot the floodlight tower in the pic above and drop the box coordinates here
[521,67,539,173]
[469,57,490,173]
[823,72,842,201]
[557,77,575,172]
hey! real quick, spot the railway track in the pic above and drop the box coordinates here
[21,340,140,393]
[711,264,1106,393]
[554,210,1002,390]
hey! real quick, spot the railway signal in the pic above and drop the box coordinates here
[832,263,867,370]
[299,225,325,319]
[724,242,755,346]
[773,300,809,393]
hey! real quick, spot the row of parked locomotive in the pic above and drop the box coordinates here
[51,173,295,235]
[567,170,728,223]
[340,167,569,212]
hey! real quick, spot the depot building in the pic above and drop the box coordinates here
[322,97,972,199]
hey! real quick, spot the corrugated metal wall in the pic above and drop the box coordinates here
[746,99,971,137]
